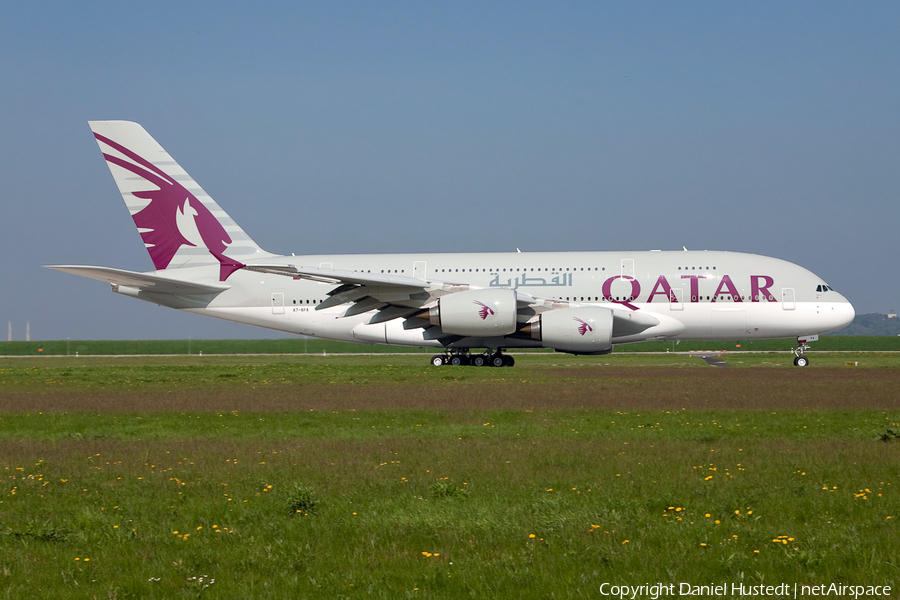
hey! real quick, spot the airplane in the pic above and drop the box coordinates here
[49,121,855,367]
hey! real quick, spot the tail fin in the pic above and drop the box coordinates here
[89,121,270,279]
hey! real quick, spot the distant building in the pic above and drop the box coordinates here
[889,311,897,319]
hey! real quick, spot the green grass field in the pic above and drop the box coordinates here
[3,335,900,356]
[1,354,898,598]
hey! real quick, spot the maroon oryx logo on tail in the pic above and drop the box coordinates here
[574,317,593,336]
[474,301,495,320]
[93,133,241,280]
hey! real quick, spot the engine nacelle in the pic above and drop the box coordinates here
[528,307,614,354]
[426,288,518,337]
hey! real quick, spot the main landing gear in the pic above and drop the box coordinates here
[793,335,818,367]
[430,350,515,367]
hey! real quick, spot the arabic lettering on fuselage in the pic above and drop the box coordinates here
[487,272,573,289]
[487,272,778,303]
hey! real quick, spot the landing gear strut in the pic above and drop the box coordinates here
[429,349,514,367]
[793,335,817,367]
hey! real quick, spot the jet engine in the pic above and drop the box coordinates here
[523,307,614,354]
[423,288,518,337]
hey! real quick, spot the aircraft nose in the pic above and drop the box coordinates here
[826,299,855,333]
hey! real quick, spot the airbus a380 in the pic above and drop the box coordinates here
[49,121,855,367]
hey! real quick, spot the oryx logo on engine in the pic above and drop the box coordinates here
[574,317,593,336]
[474,301,495,320]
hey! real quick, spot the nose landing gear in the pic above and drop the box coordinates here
[793,335,817,367]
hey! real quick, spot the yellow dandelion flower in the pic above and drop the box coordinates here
[529,534,536,538]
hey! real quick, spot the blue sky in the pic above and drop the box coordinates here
[2,2,898,340]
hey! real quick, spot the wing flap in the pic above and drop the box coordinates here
[244,264,442,288]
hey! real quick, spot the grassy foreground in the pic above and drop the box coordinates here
[3,335,900,356]
[0,355,898,599]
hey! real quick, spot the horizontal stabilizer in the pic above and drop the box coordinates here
[46,265,230,295]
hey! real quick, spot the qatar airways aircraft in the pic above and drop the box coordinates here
[49,121,854,367]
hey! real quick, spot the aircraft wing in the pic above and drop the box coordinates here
[244,263,447,316]
[240,263,656,338]
[243,264,441,287]
[46,265,230,295]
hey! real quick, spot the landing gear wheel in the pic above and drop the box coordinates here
[431,355,446,367]
[491,354,505,368]
[503,355,515,367]
[792,336,815,367]
[472,355,487,367]
[450,356,464,366]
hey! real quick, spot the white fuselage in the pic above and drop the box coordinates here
[54,122,856,360]
[148,249,855,350]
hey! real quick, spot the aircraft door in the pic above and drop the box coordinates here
[781,288,796,311]
[670,288,684,311]
[271,292,285,314]
[413,261,427,280]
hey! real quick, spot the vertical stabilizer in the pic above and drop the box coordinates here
[88,121,269,277]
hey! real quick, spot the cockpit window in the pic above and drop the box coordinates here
[817,284,835,292]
